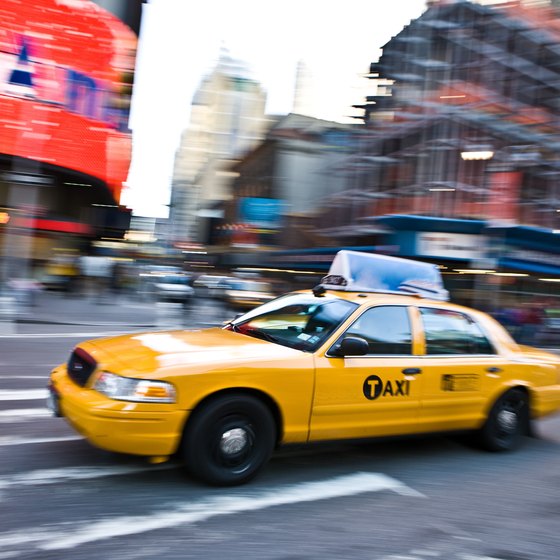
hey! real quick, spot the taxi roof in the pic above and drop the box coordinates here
[313,289,488,321]
[317,290,437,306]
[318,250,449,301]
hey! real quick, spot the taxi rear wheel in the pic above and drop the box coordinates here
[182,394,276,486]
[479,388,529,452]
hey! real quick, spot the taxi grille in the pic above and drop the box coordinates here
[67,348,97,387]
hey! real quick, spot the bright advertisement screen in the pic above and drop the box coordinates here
[0,0,136,201]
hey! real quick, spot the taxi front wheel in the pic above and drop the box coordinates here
[478,388,529,452]
[182,394,276,486]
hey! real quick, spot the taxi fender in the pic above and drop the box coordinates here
[482,381,531,417]
[173,368,313,444]
[183,385,283,437]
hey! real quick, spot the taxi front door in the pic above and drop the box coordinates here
[309,305,422,442]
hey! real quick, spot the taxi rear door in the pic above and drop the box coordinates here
[414,305,510,432]
[310,305,423,441]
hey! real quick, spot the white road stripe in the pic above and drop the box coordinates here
[0,472,424,552]
[0,375,50,379]
[0,331,141,339]
[0,464,175,491]
[0,435,83,447]
[0,389,47,401]
[0,408,50,423]
[460,556,502,560]
[0,551,21,559]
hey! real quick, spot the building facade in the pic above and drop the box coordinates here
[0,0,136,283]
[170,51,270,245]
[221,113,360,253]
[306,0,560,303]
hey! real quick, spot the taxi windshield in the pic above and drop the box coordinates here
[226,293,358,352]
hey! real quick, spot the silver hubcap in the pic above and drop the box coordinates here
[497,409,517,432]
[220,428,249,455]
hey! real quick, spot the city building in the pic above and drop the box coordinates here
[305,0,560,303]
[170,50,270,245]
[220,113,360,260]
[0,0,137,283]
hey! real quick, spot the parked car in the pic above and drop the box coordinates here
[40,254,79,292]
[153,274,194,306]
[193,274,234,298]
[222,278,275,310]
[48,251,560,486]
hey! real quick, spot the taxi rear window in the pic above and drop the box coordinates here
[420,307,495,355]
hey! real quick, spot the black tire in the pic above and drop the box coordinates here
[182,394,276,486]
[478,388,529,452]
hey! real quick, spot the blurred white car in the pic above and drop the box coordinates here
[193,274,233,298]
[223,279,275,310]
[154,274,194,306]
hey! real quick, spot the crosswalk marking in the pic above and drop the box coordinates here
[0,375,49,379]
[0,408,50,423]
[0,331,141,339]
[0,435,83,447]
[0,464,175,490]
[0,389,47,401]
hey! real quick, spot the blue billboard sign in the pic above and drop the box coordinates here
[238,198,285,227]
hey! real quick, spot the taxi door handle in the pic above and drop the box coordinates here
[486,367,502,373]
[402,368,422,375]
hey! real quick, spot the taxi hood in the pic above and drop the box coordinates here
[84,327,302,375]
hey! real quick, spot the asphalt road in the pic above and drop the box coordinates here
[1,299,560,560]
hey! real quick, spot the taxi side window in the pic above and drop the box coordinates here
[344,306,412,355]
[420,308,495,355]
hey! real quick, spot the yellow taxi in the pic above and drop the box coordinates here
[47,251,560,486]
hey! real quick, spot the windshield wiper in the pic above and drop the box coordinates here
[244,328,279,344]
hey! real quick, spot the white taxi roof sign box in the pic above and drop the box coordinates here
[321,250,449,301]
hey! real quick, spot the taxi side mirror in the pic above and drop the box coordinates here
[332,336,369,357]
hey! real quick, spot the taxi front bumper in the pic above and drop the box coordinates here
[49,366,189,457]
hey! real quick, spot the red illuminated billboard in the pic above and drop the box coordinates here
[0,0,136,201]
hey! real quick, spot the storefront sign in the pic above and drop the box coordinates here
[416,232,484,260]
[239,198,285,227]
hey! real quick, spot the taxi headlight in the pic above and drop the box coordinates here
[93,372,176,403]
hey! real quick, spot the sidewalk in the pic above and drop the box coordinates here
[8,289,158,327]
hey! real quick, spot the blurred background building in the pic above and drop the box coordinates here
[2,0,560,320]
[195,0,560,308]
[222,113,359,259]
[0,0,140,287]
[169,50,271,246]
[91,0,144,36]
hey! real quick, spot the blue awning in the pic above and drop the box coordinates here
[375,214,487,234]
[499,258,560,277]
[487,225,560,254]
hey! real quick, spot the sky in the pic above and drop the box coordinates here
[122,0,428,219]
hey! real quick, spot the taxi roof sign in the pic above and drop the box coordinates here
[320,250,449,301]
